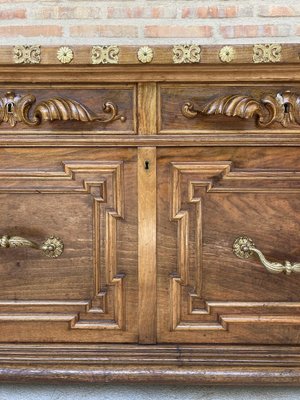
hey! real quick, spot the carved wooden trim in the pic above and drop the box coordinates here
[182,91,300,128]
[0,91,126,127]
[1,44,300,65]
[170,162,300,332]
[1,344,300,384]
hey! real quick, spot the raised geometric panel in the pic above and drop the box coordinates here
[170,162,300,332]
[0,161,125,330]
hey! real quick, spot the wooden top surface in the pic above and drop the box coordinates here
[2,44,300,65]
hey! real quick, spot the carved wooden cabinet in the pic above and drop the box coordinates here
[1,44,300,384]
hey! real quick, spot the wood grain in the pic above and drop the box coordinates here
[157,147,300,344]
[0,86,136,134]
[0,58,300,383]
[0,44,300,65]
[138,147,157,344]
[0,148,138,343]
[138,82,157,134]
[159,84,300,133]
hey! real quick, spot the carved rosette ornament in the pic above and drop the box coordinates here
[182,91,300,128]
[137,46,154,63]
[0,91,126,127]
[253,44,281,63]
[91,45,119,64]
[57,46,74,64]
[13,45,41,64]
[219,46,235,63]
[173,44,201,64]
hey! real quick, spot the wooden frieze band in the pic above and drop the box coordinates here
[0,43,298,65]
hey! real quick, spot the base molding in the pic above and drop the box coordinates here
[1,344,300,384]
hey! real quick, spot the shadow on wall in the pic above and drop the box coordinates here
[0,384,300,400]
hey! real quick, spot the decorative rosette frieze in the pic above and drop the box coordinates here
[182,91,300,128]
[0,91,126,127]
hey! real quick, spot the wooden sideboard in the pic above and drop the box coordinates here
[1,44,300,384]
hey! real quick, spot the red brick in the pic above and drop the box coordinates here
[182,6,252,19]
[34,6,105,19]
[144,25,212,38]
[220,24,291,38]
[0,25,63,37]
[107,6,176,19]
[70,25,138,38]
[259,6,300,17]
[0,8,26,19]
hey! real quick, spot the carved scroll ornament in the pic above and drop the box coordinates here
[182,91,300,128]
[0,91,126,127]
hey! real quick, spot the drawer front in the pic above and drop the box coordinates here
[0,148,138,342]
[0,85,136,134]
[157,147,300,344]
[159,84,300,133]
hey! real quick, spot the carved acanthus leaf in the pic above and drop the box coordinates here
[0,91,126,127]
[182,91,300,128]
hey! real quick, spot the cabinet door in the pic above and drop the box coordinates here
[0,148,137,342]
[157,147,300,344]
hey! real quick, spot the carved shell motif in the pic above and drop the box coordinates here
[0,91,126,127]
[182,91,300,128]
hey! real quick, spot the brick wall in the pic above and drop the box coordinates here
[0,0,299,45]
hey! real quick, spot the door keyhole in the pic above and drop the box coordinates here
[144,160,150,170]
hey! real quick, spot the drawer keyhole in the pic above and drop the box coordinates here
[284,103,290,114]
[7,102,14,114]
[144,160,150,170]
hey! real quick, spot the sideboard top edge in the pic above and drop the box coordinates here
[2,44,300,65]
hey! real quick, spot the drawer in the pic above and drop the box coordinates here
[157,146,300,344]
[159,84,300,133]
[0,148,138,342]
[0,85,136,134]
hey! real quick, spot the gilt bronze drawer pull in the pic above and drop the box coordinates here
[0,235,64,258]
[233,236,300,275]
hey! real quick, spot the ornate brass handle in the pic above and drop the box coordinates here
[0,235,64,258]
[233,236,300,275]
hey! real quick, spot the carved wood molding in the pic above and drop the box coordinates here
[0,91,126,127]
[182,91,300,128]
[2,344,300,384]
[170,162,300,332]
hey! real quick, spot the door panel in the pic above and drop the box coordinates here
[157,147,300,344]
[0,148,138,342]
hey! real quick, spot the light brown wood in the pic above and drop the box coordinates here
[157,147,300,344]
[138,147,157,344]
[0,52,299,383]
[0,148,138,342]
[138,82,157,134]
[0,44,299,65]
